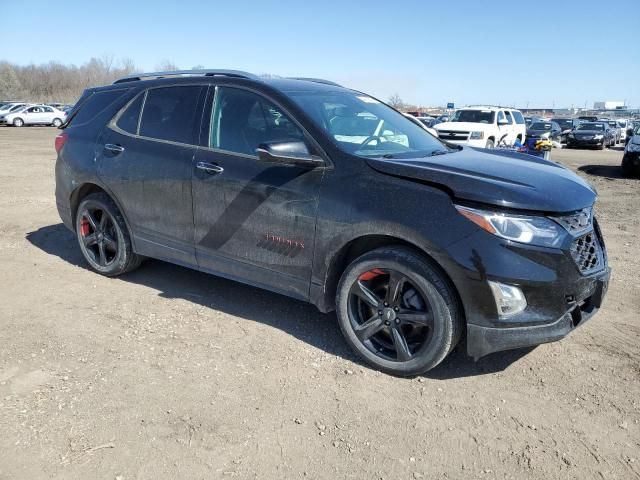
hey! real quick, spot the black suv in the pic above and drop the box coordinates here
[55,70,610,376]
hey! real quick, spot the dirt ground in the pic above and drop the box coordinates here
[0,127,638,480]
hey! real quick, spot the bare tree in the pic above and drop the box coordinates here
[155,60,179,71]
[388,93,404,109]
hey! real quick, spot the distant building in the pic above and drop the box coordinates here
[594,101,625,110]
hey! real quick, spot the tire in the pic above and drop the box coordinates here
[599,141,606,150]
[75,192,142,276]
[336,246,463,376]
[13,118,24,127]
[485,139,495,149]
[52,118,62,127]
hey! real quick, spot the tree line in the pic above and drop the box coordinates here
[0,57,158,104]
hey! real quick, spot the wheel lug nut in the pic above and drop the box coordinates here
[384,302,388,307]
[378,310,383,316]
[384,321,390,326]
[394,306,399,312]
[395,319,401,324]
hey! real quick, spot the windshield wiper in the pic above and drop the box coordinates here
[424,150,449,157]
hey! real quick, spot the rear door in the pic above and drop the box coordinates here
[98,84,206,267]
[191,86,325,299]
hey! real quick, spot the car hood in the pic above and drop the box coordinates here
[434,121,491,131]
[573,130,604,135]
[365,147,596,212]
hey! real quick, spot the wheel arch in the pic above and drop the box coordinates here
[69,183,136,249]
[315,234,465,324]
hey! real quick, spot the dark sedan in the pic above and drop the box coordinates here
[552,118,582,143]
[527,121,562,142]
[566,122,614,149]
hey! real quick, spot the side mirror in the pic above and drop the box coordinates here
[497,118,509,125]
[256,141,324,168]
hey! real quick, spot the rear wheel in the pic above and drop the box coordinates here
[75,193,142,276]
[485,139,495,149]
[336,247,462,376]
[13,118,24,127]
[52,118,62,127]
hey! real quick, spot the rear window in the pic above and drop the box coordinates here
[116,93,144,134]
[512,111,525,124]
[66,89,128,127]
[138,86,202,144]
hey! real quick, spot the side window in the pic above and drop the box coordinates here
[116,93,144,135]
[504,111,513,124]
[43,106,53,113]
[512,111,525,125]
[210,87,305,156]
[139,86,202,144]
[497,111,506,124]
[68,89,128,127]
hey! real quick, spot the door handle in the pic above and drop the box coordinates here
[196,161,224,175]
[104,143,125,154]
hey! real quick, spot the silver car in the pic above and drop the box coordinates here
[0,104,67,127]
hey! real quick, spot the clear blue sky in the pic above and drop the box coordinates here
[2,0,638,108]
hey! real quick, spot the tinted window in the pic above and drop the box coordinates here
[139,86,202,144]
[68,89,128,127]
[577,123,605,131]
[531,122,552,131]
[116,93,144,135]
[504,111,513,124]
[512,111,525,124]
[210,87,305,156]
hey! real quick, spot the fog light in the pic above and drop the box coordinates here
[488,281,527,318]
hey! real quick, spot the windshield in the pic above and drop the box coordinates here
[577,122,605,131]
[554,119,573,129]
[289,91,449,158]
[448,109,495,124]
[530,122,552,131]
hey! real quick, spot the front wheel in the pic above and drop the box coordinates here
[13,118,24,127]
[336,247,462,376]
[52,118,62,127]
[75,193,142,276]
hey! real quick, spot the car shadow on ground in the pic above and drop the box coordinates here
[578,164,633,180]
[26,223,532,380]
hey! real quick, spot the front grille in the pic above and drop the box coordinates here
[554,207,592,234]
[437,130,469,141]
[570,232,602,274]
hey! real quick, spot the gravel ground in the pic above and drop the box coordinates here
[0,127,638,480]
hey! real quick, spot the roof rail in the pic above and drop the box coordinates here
[113,69,259,84]
[465,104,516,109]
[288,77,342,87]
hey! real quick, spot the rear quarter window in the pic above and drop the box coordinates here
[66,89,129,127]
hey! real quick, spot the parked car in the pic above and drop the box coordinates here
[402,113,438,136]
[0,104,67,127]
[524,115,545,127]
[527,121,562,143]
[552,118,582,143]
[566,121,615,149]
[0,102,29,116]
[605,121,622,144]
[578,115,599,122]
[434,106,526,148]
[615,119,631,143]
[622,124,640,177]
[55,69,609,376]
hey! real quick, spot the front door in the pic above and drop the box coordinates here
[192,86,325,300]
[98,85,206,266]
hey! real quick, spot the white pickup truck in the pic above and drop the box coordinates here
[434,106,527,148]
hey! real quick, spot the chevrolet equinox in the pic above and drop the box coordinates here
[55,70,610,376]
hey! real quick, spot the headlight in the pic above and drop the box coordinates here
[627,141,640,153]
[593,134,603,140]
[456,205,565,248]
[469,131,484,140]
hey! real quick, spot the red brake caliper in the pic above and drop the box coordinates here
[80,218,90,236]
[358,268,385,281]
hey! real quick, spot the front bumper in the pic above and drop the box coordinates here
[467,267,610,359]
[566,137,605,147]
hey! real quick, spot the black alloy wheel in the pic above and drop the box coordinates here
[336,247,462,376]
[75,193,142,276]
